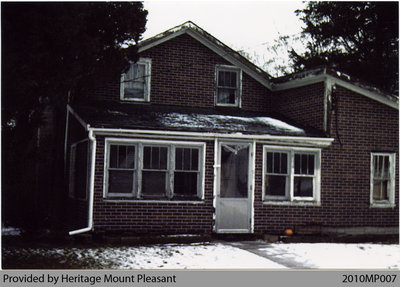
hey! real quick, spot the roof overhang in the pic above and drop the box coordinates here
[88,126,334,148]
[272,71,398,110]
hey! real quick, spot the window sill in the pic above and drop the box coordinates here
[369,203,396,209]
[121,98,149,103]
[262,200,321,207]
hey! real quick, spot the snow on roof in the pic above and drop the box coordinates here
[72,103,320,137]
[158,112,305,135]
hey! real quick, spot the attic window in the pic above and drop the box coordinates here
[215,65,241,107]
[120,58,151,102]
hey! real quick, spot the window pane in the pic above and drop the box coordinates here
[191,149,199,170]
[273,153,281,173]
[294,154,301,174]
[295,154,315,175]
[281,153,288,174]
[143,146,151,169]
[383,156,390,178]
[110,145,118,168]
[373,180,389,200]
[294,177,313,197]
[184,148,191,170]
[124,63,145,99]
[109,170,133,194]
[220,145,248,198]
[174,172,198,197]
[142,171,166,197]
[151,146,160,168]
[266,152,273,173]
[160,147,168,169]
[175,148,183,170]
[126,146,135,168]
[217,88,236,104]
[265,175,287,197]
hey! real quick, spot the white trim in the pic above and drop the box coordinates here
[103,138,206,201]
[370,152,396,208]
[90,127,334,148]
[120,58,151,102]
[262,145,321,205]
[273,74,398,110]
[69,129,96,236]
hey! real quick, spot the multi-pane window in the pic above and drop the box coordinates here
[174,148,200,198]
[370,153,396,207]
[265,152,289,198]
[142,146,168,197]
[108,144,136,197]
[263,147,320,203]
[105,140,204,200]
[120,58,151,101]
[294,154,315,198]
[215,65,241,107]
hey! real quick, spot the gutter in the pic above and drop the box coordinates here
[69,128,96,236]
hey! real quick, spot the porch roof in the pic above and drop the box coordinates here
[70,102,326,138]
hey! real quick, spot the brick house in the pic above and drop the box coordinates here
[65,22,398,237]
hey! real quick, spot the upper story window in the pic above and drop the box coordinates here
[215,65,242,107]
[120,58,151,102]
[370,153,396,208]
[263,146,321,205]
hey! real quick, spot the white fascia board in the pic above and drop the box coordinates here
[272,74,327,91]
[138,28,272,90]
[328,75,399,110]
[272,74,398,110]
[67,104,90,130]
[89,127,334,148]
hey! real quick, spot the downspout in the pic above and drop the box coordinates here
[69,127,96,235]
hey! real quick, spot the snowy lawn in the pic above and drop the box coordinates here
[2,241,399,269]
[252,242,400,269]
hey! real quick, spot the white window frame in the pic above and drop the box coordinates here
[105,142,138,198]
[69,139,89,200]
[262,146,321,205]
[104,138,205,201]
[120,58,151,102]
[215,65,242,108]
[370,152,396,208]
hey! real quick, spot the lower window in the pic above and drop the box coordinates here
[105,139,204,200]
[263,147,320,203]
[370,153,396,207]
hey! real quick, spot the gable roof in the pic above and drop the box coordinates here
[137,21,273,89]
[137,21,398,110]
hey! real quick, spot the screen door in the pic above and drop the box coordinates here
[215,142,253,233]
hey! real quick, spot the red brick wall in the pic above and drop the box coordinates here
[92,136,215,235]
[272,83,325,130]
[90,33,272,113]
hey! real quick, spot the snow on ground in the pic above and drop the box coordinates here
[257,243,400,269]
[3,241,399,269]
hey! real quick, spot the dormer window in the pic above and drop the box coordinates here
[120,58,151,102]
[215,65,242,107]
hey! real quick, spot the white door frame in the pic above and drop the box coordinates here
[213,139,255,233]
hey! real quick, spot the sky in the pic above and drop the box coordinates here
[142,1,307,74]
